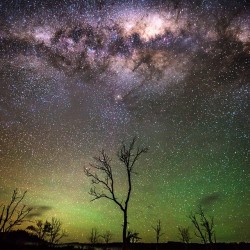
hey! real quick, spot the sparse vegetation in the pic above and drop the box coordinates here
[27,217,67,244]
[101,230,112,244]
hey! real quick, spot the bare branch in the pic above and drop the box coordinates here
[152,220,164,243]
[84,137,148,249]
[178,226,191,243]
[88,228,99,244]
[101,230,112,244]
[0,189,32,233]
[27,217,67,244]
[48,217,68,244]
[189,205,215,244]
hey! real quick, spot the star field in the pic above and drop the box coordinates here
[0,0,249,244]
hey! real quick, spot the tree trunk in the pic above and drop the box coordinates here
[122,210,128,250]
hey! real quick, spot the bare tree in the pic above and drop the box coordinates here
[189,205,215,244]
[0,189,32,232]
[126,230,141,243]
[152,220,164,243]
[35,220,47,240]
[27,218,67,244]
[88,228,99,244]
[84,137,148,250]
[178,226,191,243]
[101,230,112,244]
[48,217,67,244]
[27,220,51,240]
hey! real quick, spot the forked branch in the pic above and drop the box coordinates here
[0,189,32,232]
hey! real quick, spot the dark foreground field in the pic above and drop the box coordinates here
[0,231,249,250]
[0,242,249,250]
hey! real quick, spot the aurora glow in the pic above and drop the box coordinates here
[0,0,249,244]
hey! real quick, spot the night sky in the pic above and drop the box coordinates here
[0,0,249,244]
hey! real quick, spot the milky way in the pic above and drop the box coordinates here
[0,0,249,243]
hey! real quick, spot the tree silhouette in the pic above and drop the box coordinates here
[88,228,99,244]
[48,217,67,244]
[84,137,148,250]
[26,220,51,240]
[189,205,216,244]
[27,217,67,244]
[126,230,141,243]
[101,230,112,244]
[0,189,32,232]
[152,220,165,244]
[178,226,191,243]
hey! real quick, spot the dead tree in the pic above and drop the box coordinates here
[178,226,191,243]
[84,137,148,250]
[101,230,112,244]
[152,220,165,243]
[189,205,215,244]
[126,230,141,243]
[27,218,67,244]
[26,220,51,240]
[48,217,67,244]
[0,189,32,232]
[88,228,99,244]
